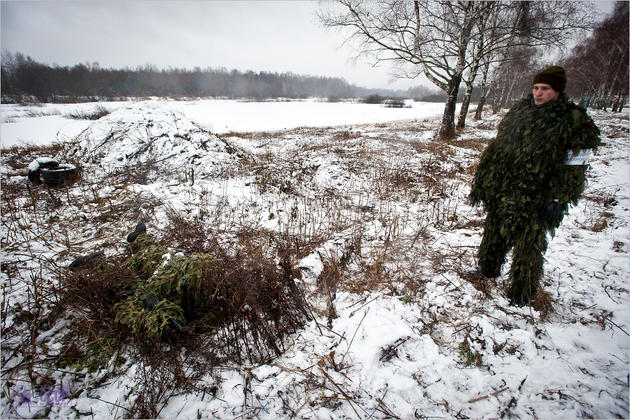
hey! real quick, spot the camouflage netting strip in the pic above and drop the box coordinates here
[114,295,185,339]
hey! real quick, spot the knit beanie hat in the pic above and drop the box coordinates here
[533,66,567,92]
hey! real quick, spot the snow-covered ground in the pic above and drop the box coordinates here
[1,99,628,419]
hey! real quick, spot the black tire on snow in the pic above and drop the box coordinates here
[28,169,41,184]
[28,159,59,184]
[41,164,78,187]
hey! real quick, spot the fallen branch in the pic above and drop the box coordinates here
[468,386,509,403]
[348,295,379,317]
[606,317,630,336]
[374,388,401,419]
[90,395,131,413]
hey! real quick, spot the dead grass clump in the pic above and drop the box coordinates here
[110,158,166,185]
[1,177,27,205]
[247,151,309,196]
[317,254,342,325]
[22,193,314,415]
[333,129,361,141]
[218,131,256,139]
[446,136,489,152]
[371,164,422,200]
[65,105,111,120]
[455,218,485,230]
[460,269,494,298]
[532,289,553,320]
[583,188,619,208]
[52,260,135,371]
[86,193,160,233]
[591,215,610,232]
[605,124,630,139]
[254,170,297,195]
[396,121,433,133]
[160,208,218,254]
[342,257,393,295]
[61,258,135,317]
[387,168,419,193]
[211,250,309,362]
[124,326,222,418]
[469,121,496,131]
[416,139,454,160]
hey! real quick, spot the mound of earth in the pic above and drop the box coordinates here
[64,104,248,184]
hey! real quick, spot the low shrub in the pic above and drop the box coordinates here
[65,104,111,120]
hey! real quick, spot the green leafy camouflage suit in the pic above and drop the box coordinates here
[470,93,600,305]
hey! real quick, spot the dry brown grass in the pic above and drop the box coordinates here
[532,289,553,320]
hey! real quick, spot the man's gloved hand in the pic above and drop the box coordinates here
[540,200,561,224]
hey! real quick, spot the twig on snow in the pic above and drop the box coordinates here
[349,295,379,317]
[341,308,369,365]
[468,386,509,403]
[90,396,131,413]
[606,317,630,336]
[371,387,400,419]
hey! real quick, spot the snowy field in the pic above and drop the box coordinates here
[0,99,628,419]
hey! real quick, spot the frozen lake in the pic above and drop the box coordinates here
[0,98,449,148]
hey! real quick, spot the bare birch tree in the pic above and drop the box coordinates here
[319,0,491,139]
[459,1,595,125]
[320,0,595,137]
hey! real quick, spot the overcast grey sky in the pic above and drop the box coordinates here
[1,0,424,90]
[1,1,616,91]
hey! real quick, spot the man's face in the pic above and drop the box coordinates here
[533,83,560,105]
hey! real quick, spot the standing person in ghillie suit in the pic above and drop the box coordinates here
[470,66,601,306]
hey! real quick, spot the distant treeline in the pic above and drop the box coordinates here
[0,53,441,103]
